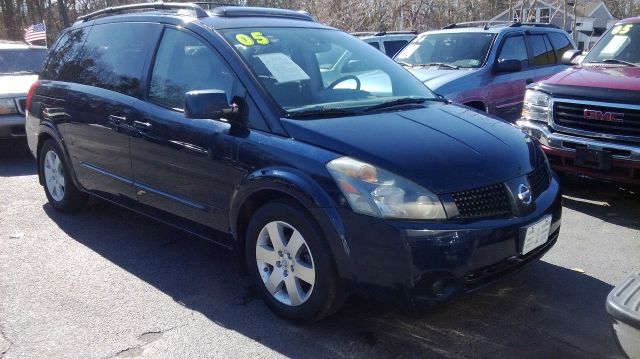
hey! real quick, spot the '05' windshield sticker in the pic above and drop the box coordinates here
[235,32,270,46]
[611,24,633,35]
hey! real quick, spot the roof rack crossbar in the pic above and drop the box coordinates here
[77,2,209,22]
[209,6,314,21]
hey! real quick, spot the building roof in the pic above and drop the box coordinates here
[490,0,614,22]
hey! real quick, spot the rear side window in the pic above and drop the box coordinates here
[529,34,555,66]
[384,40,409,57]
[79,22,161,97]
[41,28,89,81]
[367,41,380,50]
[548,32,573,61]
[498,35,529,68]
[148,28,236,110]
[543,35,557,63]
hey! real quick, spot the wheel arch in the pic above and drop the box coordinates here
[230,167,356,283]
[36,123,82,192]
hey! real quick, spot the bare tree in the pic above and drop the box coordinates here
[2,0,634,45]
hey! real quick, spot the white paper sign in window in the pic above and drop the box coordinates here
[600,35,629,55]
[256,53,310,83]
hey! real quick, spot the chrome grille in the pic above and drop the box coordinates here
[553,100,640,138]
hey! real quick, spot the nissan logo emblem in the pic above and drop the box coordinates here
[518,184,532,206]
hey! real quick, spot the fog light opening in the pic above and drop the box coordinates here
[432,278,457,298]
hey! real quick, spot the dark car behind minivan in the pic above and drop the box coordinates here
[26,3,562,321]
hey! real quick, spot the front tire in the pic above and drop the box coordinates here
[39,139,87,212]
[245,200,345,322]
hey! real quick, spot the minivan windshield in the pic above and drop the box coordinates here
[0,49,47,75]
[221,28,436,116]
[395,32,495,68]
[584,23,639,66]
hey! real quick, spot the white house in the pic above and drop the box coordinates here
[490,0,618,50]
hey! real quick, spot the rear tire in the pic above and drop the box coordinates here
[39,139,87,212]
[245,199,345,322]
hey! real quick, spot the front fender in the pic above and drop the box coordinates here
[229,167,356,282]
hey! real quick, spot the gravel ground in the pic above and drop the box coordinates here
[1,149,638,359]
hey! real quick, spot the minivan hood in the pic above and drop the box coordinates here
[544,66,640,91]
[0,74,38,95]
[283,102,542,194]
[407,67,476,90]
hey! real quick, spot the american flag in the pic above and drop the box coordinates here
[24,23,46,44]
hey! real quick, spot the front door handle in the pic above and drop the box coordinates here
[108,114,127,124]
[526,78,534,84]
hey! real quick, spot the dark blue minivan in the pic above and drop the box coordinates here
[26,3,562,321]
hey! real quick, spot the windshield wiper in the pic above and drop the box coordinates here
[419,62,460,69]
[396,61,415,68]
[286,107,359,119]
[363,97,435,112]
[589,59,639,67]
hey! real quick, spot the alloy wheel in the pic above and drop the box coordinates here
[44,150,65,202]
[255,220,316,306]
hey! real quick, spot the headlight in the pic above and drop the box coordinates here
[326,157,446,220]
[522,90,551,123]
[0,98,17,115]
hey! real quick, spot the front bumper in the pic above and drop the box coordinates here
[517,119,640,185]
[0,114,27,139]
[340,173,562,306]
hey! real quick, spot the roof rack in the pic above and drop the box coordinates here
[351,31,376,37]
[193,2,237,10]
[442,21,512,30]
[510,22,560,29]
[76,2,209,22]
[442,20,561,30]
[352,30,417,37]
[209,6,314,21]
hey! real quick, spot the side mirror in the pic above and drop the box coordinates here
[561,49,585,65]
[494,59,522,73]
[184,90,240,123]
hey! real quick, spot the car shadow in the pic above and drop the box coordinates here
[0,152,37,177]
[559,175,640,230]
[43,200,621,358]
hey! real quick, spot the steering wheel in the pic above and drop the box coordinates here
[328,75,361,91]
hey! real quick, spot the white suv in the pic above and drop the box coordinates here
[0,41,47,143]
[352,31,416,57]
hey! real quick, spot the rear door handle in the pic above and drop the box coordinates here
[133,120,152,128]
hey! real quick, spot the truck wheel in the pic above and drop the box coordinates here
[245,199,345,322]
[39,139,87,212]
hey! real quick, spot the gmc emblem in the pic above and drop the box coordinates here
[583,109,624,123]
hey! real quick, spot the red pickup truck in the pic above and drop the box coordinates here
[517,17,640,185]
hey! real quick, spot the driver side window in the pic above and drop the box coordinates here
[149,28,235,109]
[498,35,529,68]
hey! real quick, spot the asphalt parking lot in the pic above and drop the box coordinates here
[1,149,638,359]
